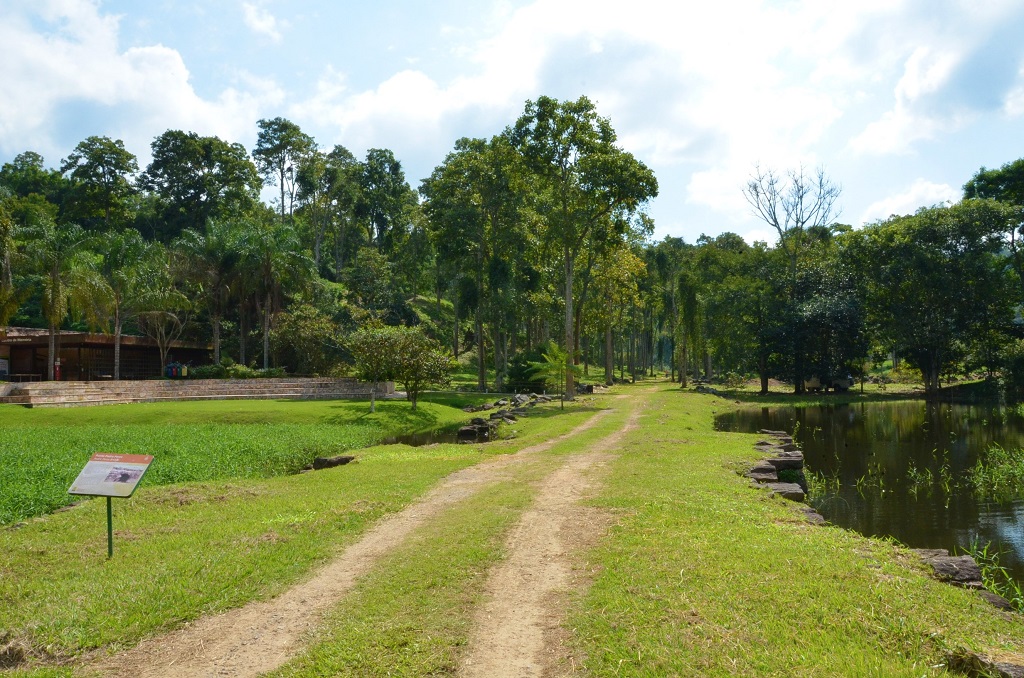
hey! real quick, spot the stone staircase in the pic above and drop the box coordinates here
[0,378,396,408]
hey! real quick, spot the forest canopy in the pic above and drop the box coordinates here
[2,95,1023,398]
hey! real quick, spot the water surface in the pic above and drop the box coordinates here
[717,401,1024,581]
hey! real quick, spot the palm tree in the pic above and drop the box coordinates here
[23,219,98,379]
[136,242,191,372]
[89,229,154,379]
[235,214,312,369]
[0,193,22,325]
[175,219,240,365]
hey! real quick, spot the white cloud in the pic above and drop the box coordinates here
[859,179,958,224]
[241,2,283,43]
[0,0,279,162]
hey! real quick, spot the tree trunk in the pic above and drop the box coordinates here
[680,340,688,388]
[239,302,248,365]
[476,312,486,392]
[262,292,272,370]
[212,313,221,366]
[114,314,122,380]
[47,323,56,381]
[563,247,575,399]
[605,325,614,386]
[758,349,769,394]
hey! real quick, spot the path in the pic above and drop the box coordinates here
[459,401,640,677]
[91,404,619,678]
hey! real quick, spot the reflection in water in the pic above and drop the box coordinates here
[717,402,1024,581]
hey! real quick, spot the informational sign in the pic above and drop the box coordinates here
[69,453,154,498]
[0,358,8,379]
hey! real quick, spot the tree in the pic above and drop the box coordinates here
[850,200,1015,394]
[137,243,192,372]
[139,130,260,241]
[0,152,67,207]
[347,322,400,413]
[175,219,242,365]
[252,118,315,224]
[0,192,22,325]
[23,218,98,379]
[60,136,138,230]
[530,339,581,409]
[235,214,312,369]
[393,326,455,411]
[358,148,416,255]
[421,135,531,391]
[271,302,344,376]
[743,165,841,393]
[90,229,156,379]
[964,158,1024,206]
[509,95,658,399]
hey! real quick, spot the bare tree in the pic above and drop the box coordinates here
[743,165,841,393]
[744,164,841,279]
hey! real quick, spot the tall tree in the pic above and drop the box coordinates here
[509,95,658,398]
[422,136,530,390]
[0,152,67,208]
[175,218,241,365]
[137,243,192,372]
[236,214,312,369]
[743,164,841,393]
[358,148,415,254]
[23,218,98,379]
[87,229,156,379]
[252,118,315,224]
[0,192,20,325]
[60,136,138,230]
[139,130,260,241]
[850,200,1015,393]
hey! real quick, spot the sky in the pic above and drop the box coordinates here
[2,0,1024,244]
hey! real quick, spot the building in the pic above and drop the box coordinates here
[0,327,211,381]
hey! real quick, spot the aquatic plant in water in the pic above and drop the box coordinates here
[969,444,1024,502]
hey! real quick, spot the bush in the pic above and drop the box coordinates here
[186,364,287,379]
[507,350,547,393]
[188,364,226,379]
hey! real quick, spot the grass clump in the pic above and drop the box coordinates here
[966,540,1024,612]
[969,444,1024,502]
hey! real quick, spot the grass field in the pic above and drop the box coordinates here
[4,383,1024,676]
[0,393,602,670]
[0,395,491,525]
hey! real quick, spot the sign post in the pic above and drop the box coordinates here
[68,453,154,558]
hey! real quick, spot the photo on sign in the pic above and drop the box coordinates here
[104,466,144,484]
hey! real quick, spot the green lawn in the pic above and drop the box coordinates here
[0,394,491,525]
[5,384,1024,676]
[0,393,603,669]
[566,385,1024,676]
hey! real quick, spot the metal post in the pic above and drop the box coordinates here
[107,497,113,558]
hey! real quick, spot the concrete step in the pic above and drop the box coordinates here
[6,377,390,407]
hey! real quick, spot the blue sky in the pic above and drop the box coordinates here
[3,0,1024,243]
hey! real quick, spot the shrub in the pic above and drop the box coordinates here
[507,350,546,393]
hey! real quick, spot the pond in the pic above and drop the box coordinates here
[716,401,1024,582]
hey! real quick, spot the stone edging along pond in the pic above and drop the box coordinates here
[744,428,1010,595]
[744,429,1024,677]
